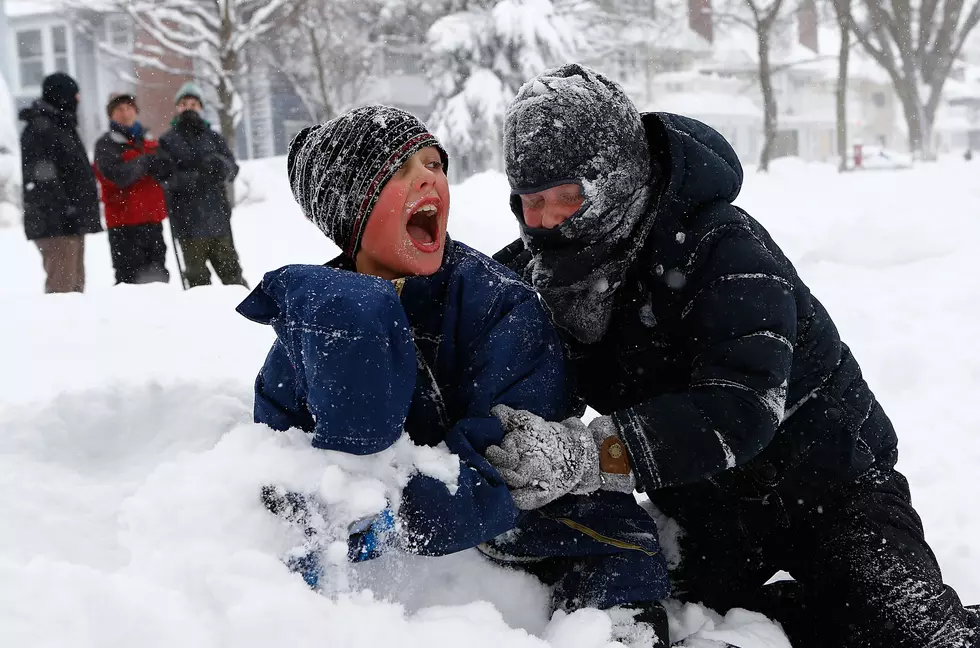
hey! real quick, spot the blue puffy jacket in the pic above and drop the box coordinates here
[238,239,668,605]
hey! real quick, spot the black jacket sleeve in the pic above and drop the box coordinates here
[614,227,797,491]
[158,132,199,192]
[94,136,149,189]
[207,132,239,182]
[21,120,69,220]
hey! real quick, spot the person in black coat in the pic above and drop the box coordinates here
[488,64,980,647]
[20,73,101,293]
[159,82,246,288]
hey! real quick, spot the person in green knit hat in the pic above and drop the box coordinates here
[159,81,247,288]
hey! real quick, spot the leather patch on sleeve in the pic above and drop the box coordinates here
[600,436,631,475]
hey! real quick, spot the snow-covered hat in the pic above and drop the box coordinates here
[504,63,652,244]
[174,81,204,107]
[287,105,448,258]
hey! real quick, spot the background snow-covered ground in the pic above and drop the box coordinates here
[1,156,978,647]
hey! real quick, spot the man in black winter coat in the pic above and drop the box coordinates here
[159,82,246,288]
[489,64,979,648]
[20,73,101,293]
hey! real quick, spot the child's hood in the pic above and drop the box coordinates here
[236,264,401,334]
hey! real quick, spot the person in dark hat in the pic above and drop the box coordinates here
[237,105,673,644]
[159,80,245,288]
[489,63,980,647]
[19,72,101,293]
[94,93,175,284]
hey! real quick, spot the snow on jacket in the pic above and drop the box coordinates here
[94,123,171,229]
[158,112,238,240]
[19,100,101,240]
[237,239,668,582]
[496,113,898,518]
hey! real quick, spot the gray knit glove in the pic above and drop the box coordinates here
[486,405,601,510]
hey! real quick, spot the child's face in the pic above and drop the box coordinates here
[356,147,449,280]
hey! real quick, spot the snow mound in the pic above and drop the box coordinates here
[0,377,784,648]
[3,153,980,647]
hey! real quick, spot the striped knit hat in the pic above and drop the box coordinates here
[287,105,449,258]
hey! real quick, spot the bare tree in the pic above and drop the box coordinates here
[851,0,980,157]
[832,0,852,171]
[81,0,302,152]
[716,0,790,171]
[263,0,388,122]
[584,0,691,60]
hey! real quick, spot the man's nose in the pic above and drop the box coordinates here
[542,207,570,229]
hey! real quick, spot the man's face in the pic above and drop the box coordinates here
[518,183,585,229]
[110,102,137,128]
[355,146,450,280]
[177,96,203,114]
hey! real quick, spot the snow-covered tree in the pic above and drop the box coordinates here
[106,0,302,151]
[426,0,589,179]
[850,0,980,158]
[262,0,388,122]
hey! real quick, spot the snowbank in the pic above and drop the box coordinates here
[2,154,979,647]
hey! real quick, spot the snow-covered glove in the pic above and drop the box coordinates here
[261,485,326,588]
[347,509,396,563]
[485,405,601,510]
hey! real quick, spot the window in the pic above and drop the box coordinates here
[106,17,132,49]
[872,92,886,108]
[52,26,68,72]
[14,24,73,93]
[17,29,45,89]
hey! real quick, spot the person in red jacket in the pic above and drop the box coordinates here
[94,94,174,284]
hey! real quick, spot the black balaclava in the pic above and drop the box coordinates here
[42,72,80,114]
[504,63,656,344]
[288,105,448,259]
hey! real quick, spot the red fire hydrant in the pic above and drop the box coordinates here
[853,143,863,169]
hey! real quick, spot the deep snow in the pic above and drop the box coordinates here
[1,155,978,647]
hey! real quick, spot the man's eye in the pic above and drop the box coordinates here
[426,160,443,170]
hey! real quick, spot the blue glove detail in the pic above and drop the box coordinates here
[286,549,322,589]
[347,509,396,563]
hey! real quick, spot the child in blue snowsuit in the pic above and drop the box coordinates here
[237,106,670,642]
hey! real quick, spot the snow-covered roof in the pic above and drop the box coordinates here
[707,26,891,85]
[645,91,761,120]
[4,0,60,18]
[615,16,714,54]
[4,0,115,18]
[782,111,836,127]
[944,78,980,102]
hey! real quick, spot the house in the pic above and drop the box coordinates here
[1,0,147,149]
[240,42,435,159]
[644,70,763,165]
[934,62,980,155]
[595,19,904,165]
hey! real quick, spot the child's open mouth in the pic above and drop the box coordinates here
[406,202,441,252]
